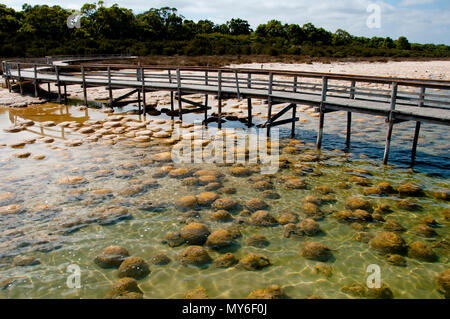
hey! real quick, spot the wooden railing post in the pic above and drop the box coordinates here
[141,66,146,113]
[168,69,174,115]
[33,64,38,97]
[204,70,209,123]
[293,75,298,93]
[247,73,252,126]
[81,65,87,105]
[267,72,273,136]
[383,82,398,165]
[56,65,61,103]
[235,71,241,99]
[316,76,328,149]
[176,68,183,120]
[107,66,113,107]
[17,63,23,95]
[218,70,222,129]
[411,86,425,166]
[346,79,356,148]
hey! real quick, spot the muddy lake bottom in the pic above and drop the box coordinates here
[0,99,448,299]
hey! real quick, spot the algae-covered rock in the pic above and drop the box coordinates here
[183,287,209,299]
[300,242,332,261]
[249,210,278,226]
[408,242,437,262]
[237,253,271,270]
[94,246,130,268]
[369,231,406,255]
[117,257,150,279]
[106,277,143,299]
[180,222,211,245]
[248,285,286,299]
[214,253,238,268]
[179,246,212,266]
[205,229,233,249]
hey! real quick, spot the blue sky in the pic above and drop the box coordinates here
[6,0,450,44]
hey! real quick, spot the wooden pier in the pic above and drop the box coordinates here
[2,56,450,165]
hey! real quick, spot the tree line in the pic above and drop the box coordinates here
[0,2,449,59]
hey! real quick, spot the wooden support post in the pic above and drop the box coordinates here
[168,70,174,117]
[247,98,252,127]
[346,112,352,148]
[218,70,222,129]
[141,67,146,114]
[138,90,141,113]
[33,65,38,98]
[17,63,23,95]
[81,66,87,105]
[56,66,61,103]
[176,68,183,121]
[291,104,297,138]
[316,76,328,149]
[47,82,51,96]
[293,75,298,93]
[247,73,252,126]
[346,80,356,148]
[6,63,11,93]
[267,72,273,137]
[204,71,209,123]
[411,86,425,166]
[235,71,241,99]
[383,82,398,165]
[107,66,113,107]
[63,83,67,103]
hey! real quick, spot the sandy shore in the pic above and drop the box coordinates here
[230,60,450,80]
[1,60,449,108]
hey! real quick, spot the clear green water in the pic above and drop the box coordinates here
[0,100,448,299]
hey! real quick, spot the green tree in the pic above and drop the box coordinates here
[396,36,411,50]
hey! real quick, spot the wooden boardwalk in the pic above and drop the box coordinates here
[2,56,450,165]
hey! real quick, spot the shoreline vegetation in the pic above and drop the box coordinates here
[0,2,449,61]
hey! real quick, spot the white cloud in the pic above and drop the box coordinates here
[399,0,434,6]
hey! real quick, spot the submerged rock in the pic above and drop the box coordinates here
[214,253,238,268]
[398,183,424,197]
[205,229,233,249]
[414,224,437,237]
[211,198,238,211]
[163,232,184,247]
[106,277,143,299]
[117,257,150,279]
[312,263,333,278]
[436,269,450,299]
[369,231,406,255]
[183,287,209,299]
[300,242,332,261]
[246,234,270,248]
[249,210,278,226]
[244,198,269,211]
[180,223,211,245]
[345,197,372,211]
[175,196,198,210]
[13,255,40,267]
[196,192,220,207]
[277,212,299,224]
[179,246,212,266]
[94,246,130,268]
[408,242,437,262]
[386,254,406,267]
[237,253,271,271]
[248,285,286,299]
[383,219,406,232]
[211,210,233,222]
[150,253,171,266]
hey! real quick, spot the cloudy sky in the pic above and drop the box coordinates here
[7,0,450,44]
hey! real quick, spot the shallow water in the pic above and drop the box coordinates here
[0,96,448,299]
